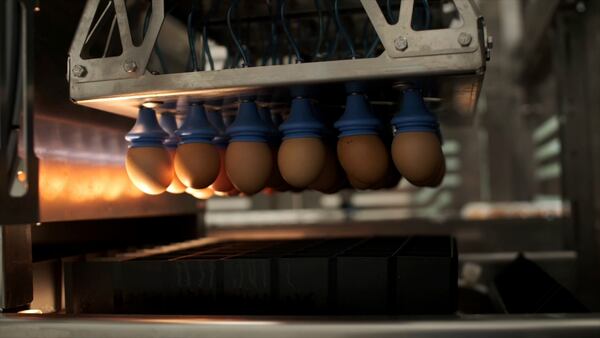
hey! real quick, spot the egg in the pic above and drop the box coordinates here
[185,186,215,200]
[371,164,402,189]
[165,149,187,194]
[278,93,326,188]
[337,135,389,186]
[225,98,273,194]
[226,141,273,195]
[174,102,220,189]
[348,174,372,190]
[390,88,445,188]
[211,146,236,193]
[278,138,326,188]
[391,132,444,187]
[159,112,187,194]
[125,107,172,195]
[174,143,220,189]
[267,147,291,191]
[308,145,341,193]
[125,147,173,195]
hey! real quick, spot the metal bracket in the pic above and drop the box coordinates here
[362,0,482,59]
[68,0,164,83]
[67,0,489,119]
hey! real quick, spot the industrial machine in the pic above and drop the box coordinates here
[1,0,600,337]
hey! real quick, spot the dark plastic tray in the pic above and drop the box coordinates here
[65,236,457,315]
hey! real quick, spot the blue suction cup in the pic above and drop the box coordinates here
[125,107,169,148]
[334,83,380,137]
[279,95,324,139]
[176,103,217,145]
[391,88,440,138]
[226,98,270,142]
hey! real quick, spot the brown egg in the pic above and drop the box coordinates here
[371,164,402,190]
[278,138,326,188]
[425,156,446,187]
[391,132,444,187]
[226,141,272,195]
[308,145,340,193]
[174,143,220,189]
[186,187,214,200]
[125,147,173,195]
[211,147,236,193]
[267,146,290,191]
[348,175,372,190]
[165,148,186,194]
[337,135,389,186]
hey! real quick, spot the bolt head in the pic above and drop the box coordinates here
[72,65,87,78]
[123,60,138,73]
[458,32,473,47]
[394,36,408,51]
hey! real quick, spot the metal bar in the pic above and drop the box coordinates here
[1,314,600,338]
[0,224,32,311]
[83,0,113,45]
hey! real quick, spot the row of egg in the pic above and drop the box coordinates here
[124,84,445,197]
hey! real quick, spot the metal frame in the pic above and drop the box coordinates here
[1,314,600,338]
[0,0,36,311]
[68,0,491,118]
[0,0,39,226]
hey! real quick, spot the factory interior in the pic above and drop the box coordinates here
[1,0,600,337]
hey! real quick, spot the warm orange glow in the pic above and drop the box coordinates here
[18,309,43,314]
[186,187,214,200]
[39,160,144,204]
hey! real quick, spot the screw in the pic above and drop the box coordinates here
[72,65,87,78]
[394,36,408,51]
[123,60,138,73]
[458,32,473,47]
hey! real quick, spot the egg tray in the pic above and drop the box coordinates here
[64,236,458,315]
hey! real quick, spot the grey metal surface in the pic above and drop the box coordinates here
[1,314,600,338]
[0,225,32,311]
[67,0,490,119]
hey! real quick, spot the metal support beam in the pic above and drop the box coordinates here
[0,225,32,311]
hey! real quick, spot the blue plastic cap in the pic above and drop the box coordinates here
[175,103,217,144]
[391,88,439,135]
[226,101,270,142]
[158,112,180,148]
[334,94,381,137]
[206,109,230,147]
[125,107,168,148]
[279,97,324,139]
